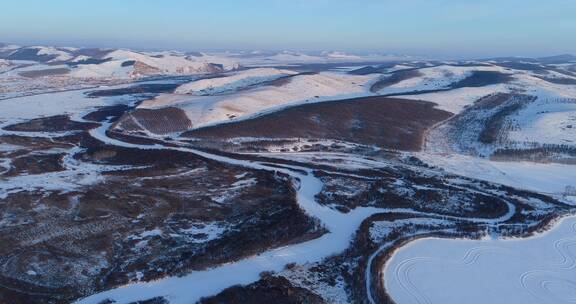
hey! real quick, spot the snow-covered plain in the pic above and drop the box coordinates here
[417,153,576,199]
[0,78,159,123]
[0,81,153,198]
[0,89,105,122]
[385,215,576,304]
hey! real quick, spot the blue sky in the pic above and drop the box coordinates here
[1,0,575,57]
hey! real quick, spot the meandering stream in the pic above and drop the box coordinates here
[76,122,387,304]
[75,119,527,304]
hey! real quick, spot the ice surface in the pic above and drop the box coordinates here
[385,215,576,304]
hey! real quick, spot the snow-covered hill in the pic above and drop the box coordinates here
[174,68,298,95]
[507,97,576,146]
[0,43,416,81]
[125,59,576,136]
[375,63,576,114]
[0,45,242,80]
[373,64,511,96]
[34,46,75,62]
[4,46,76,63]
[138,71,378,129]
[70,49,240,79]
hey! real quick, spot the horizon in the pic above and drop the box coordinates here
[2,40,575,62]
[1,0,576,58]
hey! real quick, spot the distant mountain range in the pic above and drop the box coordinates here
[1,42,574,84]
[0,43,424,79]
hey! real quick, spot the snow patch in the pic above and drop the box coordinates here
[174,68,297,95]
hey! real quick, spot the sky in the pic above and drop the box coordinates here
[1,0,575,58]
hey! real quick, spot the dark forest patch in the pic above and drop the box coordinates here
[87,83,181,97]
[113,107,192,135]
[200,276,325,304]
[451,71,513,89]
[370,70,422,92]
[3,115,99,132]
[19,68,70,78]
[184,97,452,151]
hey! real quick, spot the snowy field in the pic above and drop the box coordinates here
[416,153,576,200]
[385,215,576,304]
[400,84,509,113]
[508,98,576,145]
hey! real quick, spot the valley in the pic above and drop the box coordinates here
[0,43,575,304]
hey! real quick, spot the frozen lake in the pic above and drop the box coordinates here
[385,216,576,304]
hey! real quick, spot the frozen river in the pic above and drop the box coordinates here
[385,216,576,304]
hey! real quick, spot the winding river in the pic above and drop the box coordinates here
[76,123,387,304]
[0,84,529,303]
[74,120,523,304]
